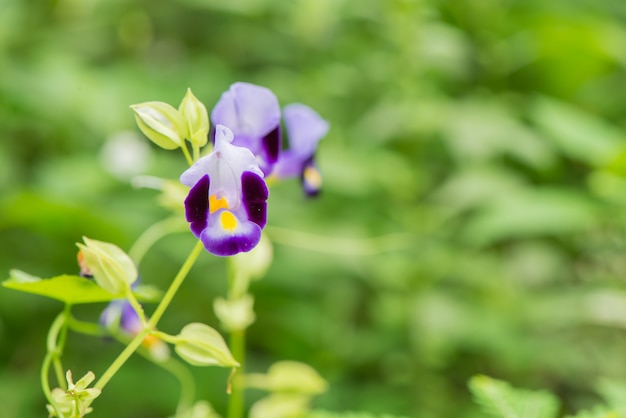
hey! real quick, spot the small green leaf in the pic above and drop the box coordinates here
[3,270,122,304]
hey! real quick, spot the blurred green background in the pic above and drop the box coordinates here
[2,0,626,417]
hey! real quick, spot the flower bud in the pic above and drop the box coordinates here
[228,233,273,298]
[174,323,240,368]
[245,361,327,395]
[130,101,185,150]
[76,237,137,295]
[179,88,210,148]
[214,294,255,332]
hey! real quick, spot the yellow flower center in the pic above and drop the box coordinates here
[220,211,238,232]
[209,195,229,214]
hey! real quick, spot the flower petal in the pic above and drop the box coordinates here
[283,103,329,159]
[211,82,281,142]
[242,171,268,228]
[201,210,262,256]
[184,175,210,236]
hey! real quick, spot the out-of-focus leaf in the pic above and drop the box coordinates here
[2,270,122,304]
[469,375,559,418]
[463,189,599,245]
[529,96,624,166]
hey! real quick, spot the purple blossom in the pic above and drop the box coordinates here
[211,82,281,175]
[273,103,329,196]
[180,125,269,256]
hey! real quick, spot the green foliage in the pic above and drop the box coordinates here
[2,0,626,417]
[469,375,560,418]
[2,271,121,304]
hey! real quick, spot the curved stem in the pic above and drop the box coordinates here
[94,240,204,391]
[129,217,188,266]
[67,316,105,337]
[42,310,70,416]
[265,225,414,255]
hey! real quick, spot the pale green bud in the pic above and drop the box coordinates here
[76,237,137,295]
[167,401,221,418]
[228,233,273,298]
[214,294,255,332]
[179,88,210,148]
[174,323,240,368]
[130,101,185,150]
[249,394,310,418]
[245,361,327,395]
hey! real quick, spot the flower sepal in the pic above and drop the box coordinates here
[174,322,240,368]
[180,88,210,149]
[76,237,137,295]
[131,101,186,150]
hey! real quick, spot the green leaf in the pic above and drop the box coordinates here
[469,375,559,418]
[529,96,623,167]
[3,270,123,304]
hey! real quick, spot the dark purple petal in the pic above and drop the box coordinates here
[184,175,210,236]
[200,218,262,256]
[301,157,322,197]
[241,171,269,228]
[261,125,281,166]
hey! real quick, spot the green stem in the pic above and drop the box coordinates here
[192,142,200,163]
[94,240,204,391]
[148,240,204,327]
[181,142,194,166]
[67,316,105,337]
[128,217,188,266]
[228,329,246,418]
[125,286,148,327]
[42,352,63,417]
[42,310,70,416]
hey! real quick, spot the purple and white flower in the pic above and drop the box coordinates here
[180,125,269,256]
[273,103,329,196]
[211,82,281,175]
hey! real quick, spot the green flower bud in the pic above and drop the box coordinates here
[174,323,240,368]
[228,233,273,298]
[179,88,210,148]
[76,237,137,295]
[249,394,310,418]
[130,101,185,150]
[214,294,255,332]
[245,361,327,395]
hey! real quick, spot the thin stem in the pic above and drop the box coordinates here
[228,330,246,418]
[94,240,204,391]
[42,352,63,417]
[128,217,188,266]
[42,310,70,416]
[265,225,414,255]
[192,142,200,163]
[160,358,196,413]
[181,142,194,166]
[148,240,204,327]
[125,286,148,327]
[67,316,105,337]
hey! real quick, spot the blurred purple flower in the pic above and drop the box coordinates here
[272,103,329,196]
[211,82,281,175]
[180,125,269,256]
